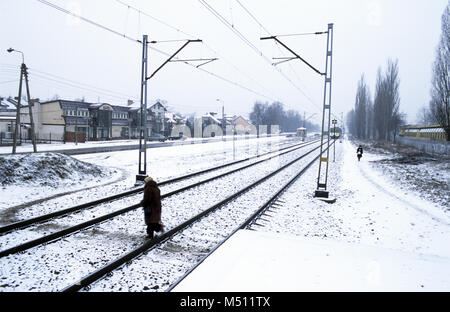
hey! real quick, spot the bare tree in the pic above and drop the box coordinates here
[353,75,371,139]
[373,59,403,141]
[346,109,356,138]
[373,67,387,140]
[385,59,402,140]
[416,106,435,125]
[366,97,374,139]
[429,3,450,140]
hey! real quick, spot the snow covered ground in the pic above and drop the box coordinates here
[173,229,450,292]
[0,152,122,215]
[0,136,449,292]
[0,135,288,220]
[173,139,450,292]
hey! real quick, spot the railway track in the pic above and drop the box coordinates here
[60,141,332,292]
[0,138,311,234]
[1,137,295,219]
[0,140,325,291]
[0,138,300,232]
[0,139,320,258]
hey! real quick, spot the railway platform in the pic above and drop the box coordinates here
[172,229,450,292]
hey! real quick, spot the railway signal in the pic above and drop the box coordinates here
[332,119,337,162]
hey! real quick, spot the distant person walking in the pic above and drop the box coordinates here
[357,145,363,162]
[140,176,164,239]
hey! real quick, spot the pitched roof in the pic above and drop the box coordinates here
[202,113,221,124]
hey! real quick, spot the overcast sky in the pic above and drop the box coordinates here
[0,0,447,125]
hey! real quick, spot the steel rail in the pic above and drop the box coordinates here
[166,141,333,292]
[0,139,314,234]
[0,140,320,258]
[61,141,327,292]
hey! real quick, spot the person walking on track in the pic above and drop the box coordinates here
[140,176,164,239]
[357,145,363,162]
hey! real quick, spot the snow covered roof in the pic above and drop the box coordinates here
[202,113,221,124]
[165,112,176,123]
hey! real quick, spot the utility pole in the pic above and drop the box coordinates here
[136,35,149,184]
[315,24,334,198]
[22,65,37,152]
[135,36,216,184]
[12,69,23,154]
[8,48,37,153]
[260,24,334,199]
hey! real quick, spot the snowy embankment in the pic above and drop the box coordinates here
[254,139,450,257]
[0,153,120,215]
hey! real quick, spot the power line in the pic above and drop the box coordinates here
[232,1,339,121]
[35,0,277,103]
[28,68,139,100]
[0,79,19,85]
[198,0,322,113]
[29,73,138,102]
[114,0,197,39]
[234,0,317,108]
[114,0,281,103]
[36,0,142,44]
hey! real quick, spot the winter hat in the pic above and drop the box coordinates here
[144,176,153,183]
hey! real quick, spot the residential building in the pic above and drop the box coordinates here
[3,98,173,142]
[0,98,16,139]
[232,115,253,134]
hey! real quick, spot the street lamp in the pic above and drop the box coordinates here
[216,99,225,139]
[7,48,25,64]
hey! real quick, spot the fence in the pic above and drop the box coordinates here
[0,132,65,145]
[397,136,449,156]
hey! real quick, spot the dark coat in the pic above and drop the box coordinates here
[140,180,162,224]
[357,147,363,155]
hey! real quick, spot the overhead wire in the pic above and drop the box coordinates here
[234,0,312,93]
[29,72,138,102]
[36,0,142,44]
[35,0,277,103]
[233,0,339,120]
[1,62,139,103]
[114,0,281,103]
[198,0,322,113]
[0,79,19,85]
[28,68,139,101]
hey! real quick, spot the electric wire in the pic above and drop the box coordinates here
[234,0,318,108]
[198,0,322,113]
[114,0,281,103]
[1,62,139,103]
[36,0,142,44]
[35,0,277,103]
[232,1,340,121]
